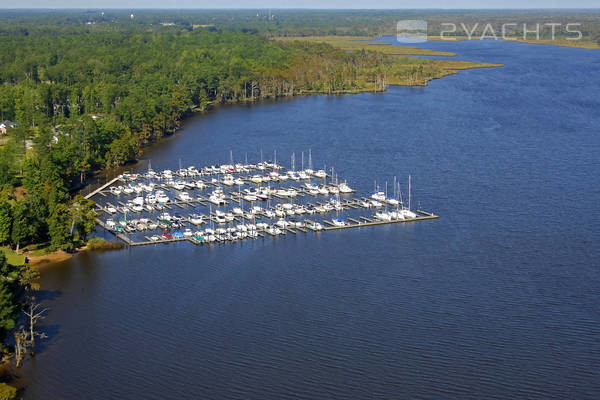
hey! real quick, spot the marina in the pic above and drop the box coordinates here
[89,154,439,246]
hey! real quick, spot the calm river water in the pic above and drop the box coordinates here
[22,39,600,399]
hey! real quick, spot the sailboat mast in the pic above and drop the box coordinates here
[385,181,388,211]
[408,174,412,211]
[308,149,312,170]
[398,182,404,207]
[291,152,295,171]
[301,152,304,171]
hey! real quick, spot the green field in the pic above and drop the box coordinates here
[0,247,25,266]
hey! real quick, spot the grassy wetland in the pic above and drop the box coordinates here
[276,35,503,86]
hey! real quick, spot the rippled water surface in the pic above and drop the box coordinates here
[22,39,600,399]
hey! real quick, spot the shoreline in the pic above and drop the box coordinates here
[26,249,82,269]
[383,34,600,50]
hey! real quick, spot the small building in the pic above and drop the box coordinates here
[0,120,18,135]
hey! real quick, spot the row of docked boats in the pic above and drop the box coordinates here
[113,172,344,194]
[149,225,261,243]
[119,162,329,183]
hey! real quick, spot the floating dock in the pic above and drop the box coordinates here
[89,160,439,247]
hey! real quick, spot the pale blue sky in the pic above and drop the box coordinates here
[1,0,599,8]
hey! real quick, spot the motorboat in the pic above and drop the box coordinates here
[307,221,323,231]
[370,200,383,208]
[232,207,244,216]
[313,170,327,178]
[209,195,227,205]
[156,191,170,203]
[251,206,262,214]
[275,219,290,228]
[171,181,186,191]
[264,209,276,218]
[332,218,346,227]
[189,214,204,225]
[298,171,310,180]
[177,192,193,202]
[290,219,305,228]
[158,212,171,222]
[401,209,417,219]
[256,222,269,230]
[195,181,206,190]
[371,191,386,202]
[375,211,393,221]
[266,226,282,236]
[338,182,353,193]
[222,175,235,186]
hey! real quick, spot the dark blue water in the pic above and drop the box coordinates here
[22,40,600,399]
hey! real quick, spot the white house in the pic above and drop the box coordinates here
[0,120,18,135]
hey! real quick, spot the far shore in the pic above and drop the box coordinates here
[383,33,599,50]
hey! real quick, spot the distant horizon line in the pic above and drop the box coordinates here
[1,7,600,10]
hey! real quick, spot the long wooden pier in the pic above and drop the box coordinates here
[84,174,125,200]
[323,210,438,231]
